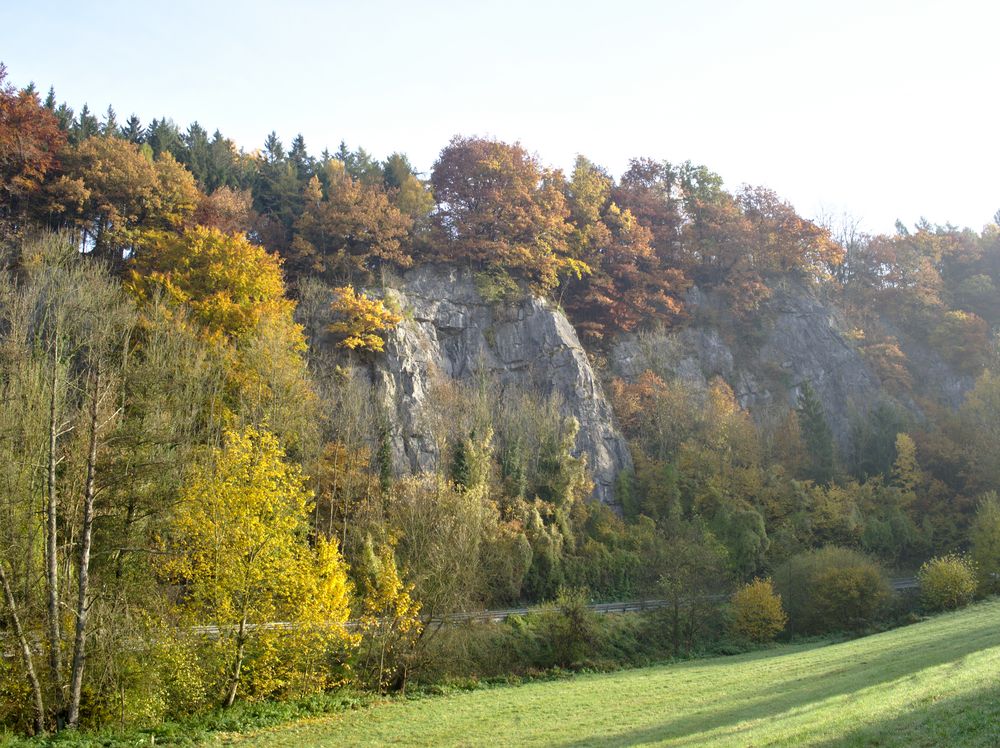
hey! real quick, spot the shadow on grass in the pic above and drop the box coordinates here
[552,608,1000,748]
[818,681,1000,748]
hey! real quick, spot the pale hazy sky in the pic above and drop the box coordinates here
[3,0,997,234]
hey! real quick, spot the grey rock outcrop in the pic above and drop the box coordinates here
[611,282,894,452]
[372,265,631,504]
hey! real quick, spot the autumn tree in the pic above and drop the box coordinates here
[327,285,402,352]
[730,578,787,643]
[193,185,254,234]
[58,136,199,261]
[164,426,356,707]
[612,157,686,264]
[128,225,293,340]
[891,433,921,503]
[561,156,687,341]
[737,186,844,279]
[0,65,67,237]
[428,136,578,293]
[776,546,891,634]
[289,163,412,283]
[677,183,845,316]
[356,540,422,693]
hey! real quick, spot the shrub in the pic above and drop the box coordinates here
[730,578,787,643]
[811,564,891,632]
[970,492,1000,595]
[474,267,521,303]
[918,554,978,612]
[775,546,892,634]
[536,587,599,668]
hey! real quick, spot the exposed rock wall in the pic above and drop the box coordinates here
[611,282,900,452]
[304,266,973,504]
[372,265,631,504]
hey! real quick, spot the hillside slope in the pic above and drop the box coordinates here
[225,599,1000,747]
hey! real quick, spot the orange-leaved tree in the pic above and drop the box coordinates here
[428,136,581,293]
[561,156,688,341]
[290,163,412,284]
[0,64,67,237]
[60,136,199,261]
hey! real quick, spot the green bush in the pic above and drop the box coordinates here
[474,268,521,303]
[775,546,892,634]
[536,587,600,668]
[971,492,1000,595]
[918,554,978,611]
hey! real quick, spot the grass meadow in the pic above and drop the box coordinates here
[215,598,1000,747]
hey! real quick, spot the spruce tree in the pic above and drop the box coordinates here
[101,105,117,137]
[797,382,835,485]
[121,114,143,143]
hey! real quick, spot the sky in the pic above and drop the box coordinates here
[2,0,998,234]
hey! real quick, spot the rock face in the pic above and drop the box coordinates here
[373,265,631,504]
[306,266,972,505]
[611,282,902,452]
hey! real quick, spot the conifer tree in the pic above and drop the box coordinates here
[797,382,835,485]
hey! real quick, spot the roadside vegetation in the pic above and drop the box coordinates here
[5,597,997,747]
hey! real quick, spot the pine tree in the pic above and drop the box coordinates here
[797,382,835,485]
[145,117,183,158]
[121,114,143,143]
[263,131,285,162]
[71,103,99,143]
[54,102,74,131]
[289,133,314,180]
[100,105,118,137]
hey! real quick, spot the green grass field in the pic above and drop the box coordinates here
[216,599,1000,747]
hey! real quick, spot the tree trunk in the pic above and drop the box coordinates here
[672,598,681,657]
[114,499,136,581]
[0,562,46,734]
[67,370,100,728]
[224,617,248,708]
[45,343,64,717]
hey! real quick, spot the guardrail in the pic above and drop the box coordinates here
[438,576,919,625]
[181,576,921,636]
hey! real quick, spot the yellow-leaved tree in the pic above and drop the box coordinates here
[164,426,357,707]
[357,540,423,693]
[730,577,787,643]
[128,226,293,341]
[328,285,402,352]
[128,226,318,452]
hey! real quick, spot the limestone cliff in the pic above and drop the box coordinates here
[371,265,631,504]
[303,266,974,507]
[609,279,974,453]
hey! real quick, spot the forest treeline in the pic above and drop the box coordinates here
[2,64,1000,736]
